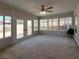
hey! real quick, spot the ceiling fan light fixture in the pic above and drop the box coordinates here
[40,11,46,14]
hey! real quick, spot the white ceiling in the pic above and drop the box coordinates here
[0,0,79,16]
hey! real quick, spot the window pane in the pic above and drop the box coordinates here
[75,17,77,26]
[43,19,47,30]
[5,16,11,37]
[40,20,44,30]
[27,20,32,35]
[48,19,53,30]
[17,20,24,39]
[65,17,72,30]
[53,18,58,30]
[66,17,72,25]
[60,18,66,30]
[34,20,38,31]
[0,16,3,39]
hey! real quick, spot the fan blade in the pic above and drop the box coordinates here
[46,7,53,9]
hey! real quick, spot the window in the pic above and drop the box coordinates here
[40,17,72,31]
[40,19,47,30]
[65,17,72,30]
[16,20,24,39]
[5,16,11,37]
[60,18,66,30]
[66,17,72,25]
[75,17,77,26]
[0,16,3,39]
[48,19,53,30]
[59,17,72,30]
[27,20,32,35]
[43,19,47,30]
[53,18,58,30]
[0,16,11,39]
[40,20,44,30]
[48,18,58,31]
[34,20,38,31]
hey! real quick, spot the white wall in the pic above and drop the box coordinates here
[74,4,79,46]
[0,2,38,50]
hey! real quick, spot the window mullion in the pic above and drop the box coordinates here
[52,19,53,30]
[3,16,5,38]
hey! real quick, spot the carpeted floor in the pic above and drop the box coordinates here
[0,35,79,59]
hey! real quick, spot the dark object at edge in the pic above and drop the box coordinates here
[67,28,74,35]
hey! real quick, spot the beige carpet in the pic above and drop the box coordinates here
[0,35,79,59]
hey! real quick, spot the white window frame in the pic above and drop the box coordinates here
[0,16,12,39]
[16,20,24,39]
[34,20,38,31]
[27,20,32,36]
[40,19,47,30]
[5,16,11,38]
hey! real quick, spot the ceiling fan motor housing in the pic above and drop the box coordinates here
[41,5,45,11]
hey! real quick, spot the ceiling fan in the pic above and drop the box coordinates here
[40,5,53,14]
